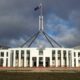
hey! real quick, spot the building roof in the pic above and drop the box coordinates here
[0,45,10,49]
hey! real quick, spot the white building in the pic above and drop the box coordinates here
[0,47,80,67]
[0,4,80,68]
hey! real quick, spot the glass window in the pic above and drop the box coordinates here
[27,50,30,56]
[16,50,19,59]
[1,52,4,57]
[78,52,80,57]
[52,57,55,60]
[21,50,24,58]
[6,52,8,56]
[79,60,80,63]
[58,50,61,57]
[39,50,43,55]
[74,52,76,57]
[63,50,66,57]
[52,50,55,57]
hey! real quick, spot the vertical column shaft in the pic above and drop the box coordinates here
[71,50,74,67]
[55,50,58,67]
[66,50,69,67]
[61,50,64,67]
[3,51,6,67]
[24,50,27,67]
[37,57,39,67]
[76,52,78,67]
[50,53,52,67]
[39,16,43,31]
[30,54,32,67]
[13,50,16,67]
[8,51,10,67]
[43,57,45,67]
[19,50,21,67]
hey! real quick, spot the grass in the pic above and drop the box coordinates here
[0,72,80,80]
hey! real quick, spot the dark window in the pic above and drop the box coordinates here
[39,50,43,55]
[78,52,80,57]
[63,50,66,57]
[27,50,30,56]
[58,50,61,57]
[79,60,80,63]
[58,57,61,60]
[39,57,43,61]
[16,50,19,59]
[27,57,30,60]
[6,52,8,56]
[1,52,4,57]
[74,52,76,57]
[21,50,24,59]
[52,57,55,60]
[52,50,55,57]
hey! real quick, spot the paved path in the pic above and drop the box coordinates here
[0,67,80,72]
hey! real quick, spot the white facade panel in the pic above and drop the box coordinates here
[0,48,80,67]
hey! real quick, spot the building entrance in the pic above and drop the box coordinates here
[46,57,50,67]
[0,58,3,66]
[32,57,36,67]
[39,57,43,66]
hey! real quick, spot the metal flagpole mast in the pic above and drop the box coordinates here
[39,3,44,32]
[20,2,62,48]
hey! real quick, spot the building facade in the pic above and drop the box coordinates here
[0,48,80,67]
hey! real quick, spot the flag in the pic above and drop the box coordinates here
[34,5,41,11]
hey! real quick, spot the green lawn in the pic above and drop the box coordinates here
[0,72,80,80]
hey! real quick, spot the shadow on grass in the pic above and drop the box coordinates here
[0,72,80,80]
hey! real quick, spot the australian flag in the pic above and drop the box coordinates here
[34,5,41,11]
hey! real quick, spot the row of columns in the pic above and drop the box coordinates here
[0,51,11,67]
[30,57,52,67]
[0,49,79,67]
[55,50,77,67]
[13,50,28,67]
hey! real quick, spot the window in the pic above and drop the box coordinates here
[27,50,30,56]
[21,50,24,59]
[39,50,43,55]
[39,57,43,61]
[63,50,66,57]
[52,50,55,57]
[79,60,80,63]
[52,57,55,60]
[74,52,76,57]
[6,52,8,57]
[16,50,19,59]
[27,57,30,60]
[58,57,60,60]
[58,50,61,57]
[1,52,4,57]
[78,52,80,57]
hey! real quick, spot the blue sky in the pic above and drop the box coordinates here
[0,0,80,48]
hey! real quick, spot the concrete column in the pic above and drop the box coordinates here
[8,51,10,67]
[55,50,58,67]
[61,50,64,67]
[71,50,74,67]
[37,57,39,67]
[30,56,32,67]
[50,55,52,67]
[24,50,27,67]
[13,50,16,67]
[66,50,69,67]
[0,52,1,57]
[19,50,21,67]
[3,51,6,67]
[76,52,78,67]
[43,57,45,67]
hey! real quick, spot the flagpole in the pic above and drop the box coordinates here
[39,3,44,32]
[40,3,42,16]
